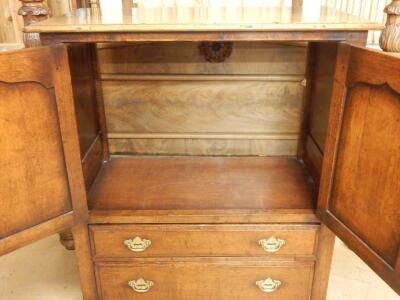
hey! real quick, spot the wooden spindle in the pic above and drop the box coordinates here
[380,0,400,51]
[18,0,50,47]
[18,0,50,26]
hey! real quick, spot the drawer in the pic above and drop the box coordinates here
[90,224,318,258]
[96,259,314,300]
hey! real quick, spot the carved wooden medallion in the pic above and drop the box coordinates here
[199,42,233,63]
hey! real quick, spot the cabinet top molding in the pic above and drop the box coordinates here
[23,4,383,33]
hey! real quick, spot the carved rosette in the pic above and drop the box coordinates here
[199,42,233,63]
[380,0,400,52]
[18,0,50,26]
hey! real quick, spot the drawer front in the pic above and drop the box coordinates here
[96,260,314,300]
[90,224,318,258]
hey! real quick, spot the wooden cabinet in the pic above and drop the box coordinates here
[1,1,400,299]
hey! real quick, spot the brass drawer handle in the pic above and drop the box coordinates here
[124,236,151,252]
[258,236,285,253]
[256,278,282,293]
[128,278,154,293]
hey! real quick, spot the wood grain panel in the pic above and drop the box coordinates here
[0,81,71,238]
[67,44,100,156]
[96,259,314,300]
[89,209,319,225]
[108,138,298,156]
[103,80,304,134]
[97,42,307,75]
[330,83,400,268]
[91,224,318,258]
[82,135,103,189]
[88,156,315,211]
[304,135,323,181]
[311,225,335,300]
[317,45,400,294]
[308,43,338,153]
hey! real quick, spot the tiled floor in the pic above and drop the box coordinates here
[0,235,398,300]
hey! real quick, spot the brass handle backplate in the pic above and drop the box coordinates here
[124,236,151,252]
[128,278,154,293]
[258,236,285,253]
[256,278,282,293]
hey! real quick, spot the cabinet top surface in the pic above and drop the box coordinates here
[25,3,383,33]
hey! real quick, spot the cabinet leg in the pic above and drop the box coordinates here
[59,230,75,250]
[311,224,335,300]
[72,223,99,300]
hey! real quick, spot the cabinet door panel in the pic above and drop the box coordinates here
[318,44,400,294]
[0,46,87,255]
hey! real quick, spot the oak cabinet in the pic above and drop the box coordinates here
[1,2,400,299]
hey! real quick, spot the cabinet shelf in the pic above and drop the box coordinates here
[88,156,317,224]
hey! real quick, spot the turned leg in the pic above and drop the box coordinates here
[59,230,75,250]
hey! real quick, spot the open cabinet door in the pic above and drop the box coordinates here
[0,45,88,255]
[318,44,400,294]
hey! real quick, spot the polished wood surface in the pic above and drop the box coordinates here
[81,135,103,189]
[89,156,315,211]
[308,43,338,154]
[104,79,303,156]
[96,259,315,300]
[0,212,74,255]
[67,43,99,158]
[90,224,318,259]
[103,79,303,134]
[72,222,99,300]
[0,82,71,236]
[318,44,400,294]
[303,42,341,183]
[108,138,299,157]
[67,43,106,191]
[89,209,318,225]
[0,45,88,255]
[304,135,323,182]
[8,1,398,297]
[310,225,335,300]
[24,5,383,33]
[98,41,306,157]
[96,42,306,75]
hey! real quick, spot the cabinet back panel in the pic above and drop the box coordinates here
[108,138,297,156]
[97,42,307,156]
[97,42,306,75]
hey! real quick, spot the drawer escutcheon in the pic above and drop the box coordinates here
[258,236,285,253]
[124,236,152,252]
[256,277,282,293]
[128,278,154,293]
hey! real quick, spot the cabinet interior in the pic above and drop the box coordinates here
[71,41,337,215]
